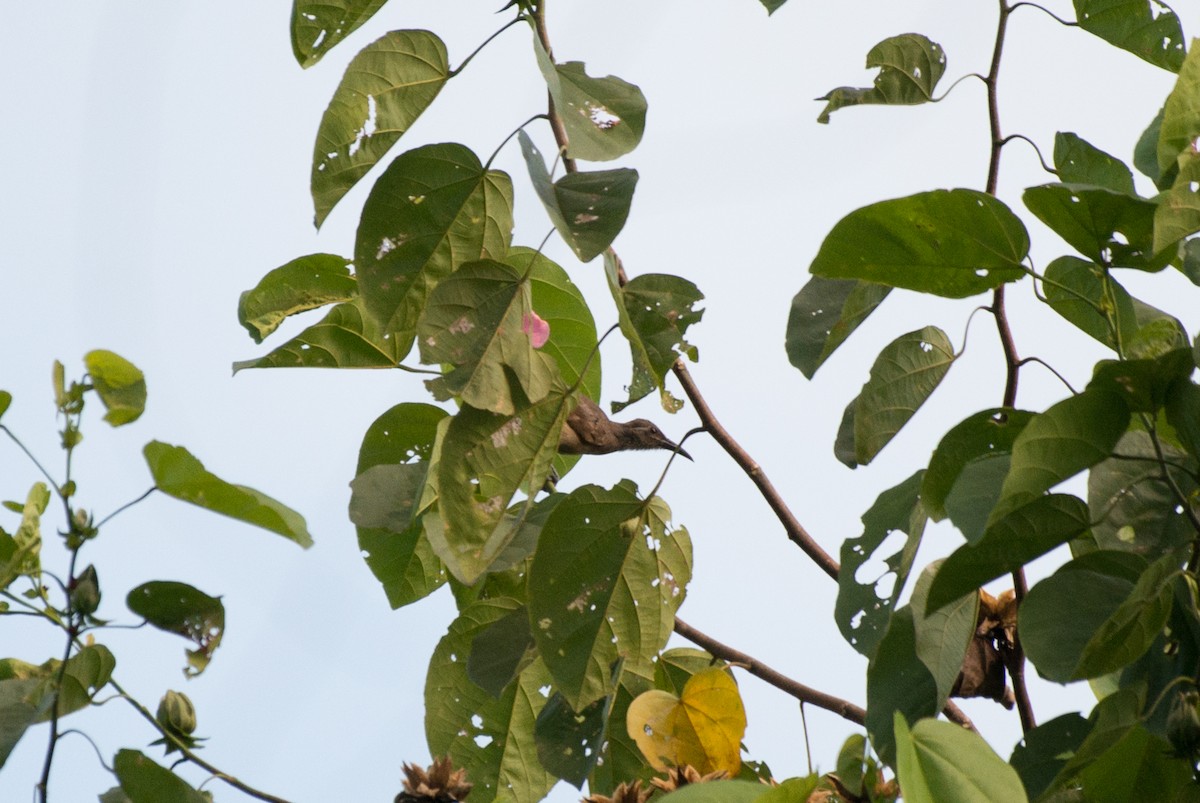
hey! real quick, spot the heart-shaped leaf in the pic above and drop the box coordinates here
[626,667,746,777]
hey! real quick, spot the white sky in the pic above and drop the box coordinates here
[3,2,1198,801]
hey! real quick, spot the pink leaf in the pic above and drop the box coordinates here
[522,311,550,349]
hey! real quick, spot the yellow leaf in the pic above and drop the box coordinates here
[625,667,746,776]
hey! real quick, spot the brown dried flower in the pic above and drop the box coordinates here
[582,780,652,803]
[650,765,730,793]
[396,756,473,802]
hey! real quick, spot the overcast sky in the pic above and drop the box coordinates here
[3,2,1199,801]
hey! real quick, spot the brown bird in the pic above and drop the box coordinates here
[558,395,692,460]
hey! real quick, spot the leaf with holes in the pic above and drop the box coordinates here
[626,667,746,777]
[1154,155,1200,253]
[144,442,313,548]
[425,597,557,803]
[847,326,956,465]
[127,582,224,676]
[810,190,1028,298]
[237,253,356,344]
[232,298,405,372]
[529,484,691,710]
[613,273,704,413]
[1023,184,1162,270]
[311,31,450,225]
[532,38,647,162]
[786,276,890,379]
[290,0,389,68]
[355,143,513,358]
[535,664,619,788]
[817,34,946,123]
[604,254,675,412]
[835,471,926,659]
[1073,0,1185,73]
[1159,40,1200,171]
[1054,132,1136,194]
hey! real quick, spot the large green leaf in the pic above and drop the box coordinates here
[290,0,389,68]
[1154,154,1200,252]
[1166,379,1200,460]
[535,676,616,788]
[910,561,977,705]
[232,298,404,371]
[785,276,890,379]
[417,259,554,415]
[922,408,1034,522]
[894,715,1028,802]
[532,38,647,162]
[355,143,513,358]
[1019,551,1146,682]
[0,675,42,768]
[1010,713,1090,800]
[989,387,1130,525]
[426,597,558,803]
[848,327,956,465]
[809,190,1029,298]
[1073,0,1185,72]
[1054,132,1136,194]
[817,34,946,124]
[433,374,571,583]
[1074,725,1193,802]
[1022,184,1161,269]
[518,131,637,262]
[143,442,313,548]
[1159,39,1200,172]
[84,350,146,426]
[926,494,1091,613]
[236,253,356,344]
[112,749,211,803]
[835,471,926,658]
[311,30,450,225]
[0,645,116,739]
[528,484,691,710]
[866,607,939,767]
[1088,430,1197,559]
[1042,256,1140,349]
[352,403,447,609]
[127,581,224,677]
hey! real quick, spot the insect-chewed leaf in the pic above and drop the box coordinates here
[84,350,145,427]
[604,254,673,412]
[232,298,405,372]
[619,274,704,399]
[810,190,1028,298]
[127,582,224,677]
[626,667,746,777]
[1022,184,1162,270]
[311,30,450,225]
[1154,154,1200,253]
[894,714,1029,803]
[532,37,647,162]
[817,34,946,123]
[355,143,514,359]
[237,253,356,344]
[534,665,619,788]
[786,276,890,378]
[1053,132,1136,194]
[290,0,389,68]
[1073,0,1185,74]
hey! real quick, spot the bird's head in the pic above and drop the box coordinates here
[618,419,693,461]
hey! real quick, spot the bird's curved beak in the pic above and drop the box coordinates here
[659,438,692,461]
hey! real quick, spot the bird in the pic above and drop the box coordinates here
[558,394,692,461]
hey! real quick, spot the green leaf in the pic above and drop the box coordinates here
[1054,132,1137,194]
[289,0,388,67]
[1090,347,1194,411]
[417,259,554,415]
[603,253,680,413]
[990,387,1130,525]
[535,682,615,788]
[1077,725,1193,801]
[0,647,116,740]
[615,274,704,412]
[809,189,1029,298]
[232,298,404,371]
[1136,105,1176,189]
[528,484,691,710]
[1074,549,1181,679]
[1043,257,1140,349]
[311,30,450,225]
[354,403,447,608]
[467,606,535,698]
[817,34,946,124]
[1166,380,1200,460]
[354,143,513,358]
[849,326,956,465]
[127,581,224,677]
[785,277,890,379]
[922,408,1034,521]
[0,483,48,591]
[1074,0,1186,72]
[0,391,10,420]
[1019,551,1146,682]
[894,714,1028,802]
[1154,154,1200,252]
[237,253,355,344]
[759,0,789,12]
[866,608,939,767]
[1010,713,1090,800]
[1022,184,1161,269]
[927,494,1091,612]
[655,649,724,697]
[426,598,558,803]
[910,561,977,705]
[655,781,772,802]
[433,375,571,584]
[518,131,637,262]
[0,676,41,768]
[835,471,926,658]
[1179,237,1200,285]
[1159,37,1200,172]
[113,749,212,803]
[590,673,655,794]
[1088,430,1197,559]
[144,442,313,548]
[532,38,647,162]
[84,350,146,426]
